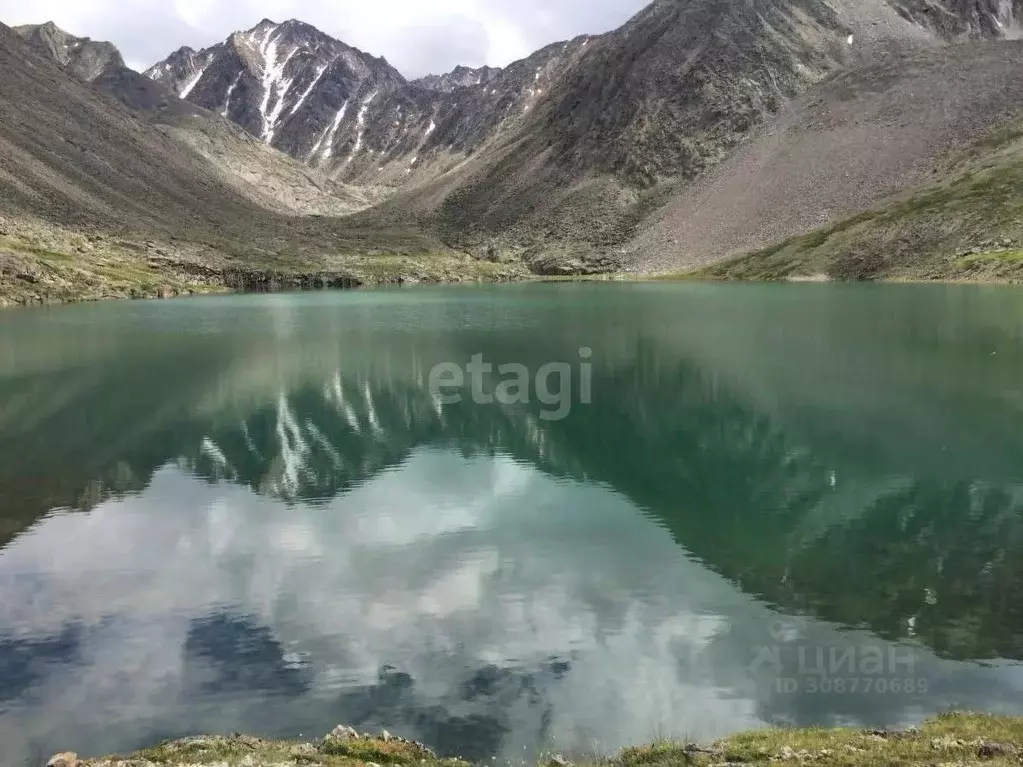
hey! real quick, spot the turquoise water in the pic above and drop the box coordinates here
[2,283,1023,765]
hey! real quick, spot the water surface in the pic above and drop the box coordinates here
[3,284,1023,765]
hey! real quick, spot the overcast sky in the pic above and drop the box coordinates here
[0,0,649,76]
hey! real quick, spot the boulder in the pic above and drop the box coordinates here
[326,725,360,741]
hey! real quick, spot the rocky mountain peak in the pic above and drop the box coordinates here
[36,20,62,36]
[144,19,414,161]
[415,64,502,93]
[14,21,125,82]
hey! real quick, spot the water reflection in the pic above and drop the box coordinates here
[2,285,1023,765]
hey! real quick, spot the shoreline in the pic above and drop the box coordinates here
[0,222,529,309]
[46,713,1023,767]
[7,216,1023,310]
[0,255,530,310]
[8,268,1023,310]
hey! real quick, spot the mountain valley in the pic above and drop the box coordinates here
[3,0,1023,304]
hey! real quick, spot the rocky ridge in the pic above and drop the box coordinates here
[146,1,1023,188]
[414,65,501,93]
[10,22,380,220]
[144,18,593,190]
[14,21,124,82]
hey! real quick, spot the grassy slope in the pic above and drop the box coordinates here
[65,714,1023,767]
[0,220,522,307]
[693,118,1023,283]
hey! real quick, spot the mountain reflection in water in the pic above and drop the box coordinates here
[2,284,1023,765]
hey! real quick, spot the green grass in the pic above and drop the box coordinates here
[134,737,304,764]
[121,732,472,767]
[617,713,1023,766]
[0,235,77,262]
[702,713,1023,766]
[342,252,520,284]
[0,224,527,307]
[75,713,1023,767]
[321,737,460,765]
[958,248,1023,265]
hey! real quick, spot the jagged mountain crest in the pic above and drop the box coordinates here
[143,17,600,182]
[14,21,125,81]
[157,46,214,99]
[145,19,408,156]
[0,13,390,265]
[140,0,1023,203]
[415,64,502,92]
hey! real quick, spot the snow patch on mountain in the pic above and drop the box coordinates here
[221,72,243,117]
[348,90,378,162]
[179,57,210,98]
[289,61,332,117]
[310,100,349,163]
[256,25,300,142]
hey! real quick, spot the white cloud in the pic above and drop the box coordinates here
[0,449,752,764]
[4,448,1020,766]
[0,450,768,763]
[0,0,649,76]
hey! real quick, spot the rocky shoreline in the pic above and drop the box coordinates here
[0,231,529,308]
[8,223,1023,309]
[43,713,1023,767]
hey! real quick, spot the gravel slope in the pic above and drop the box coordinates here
[625,40,1023,272]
